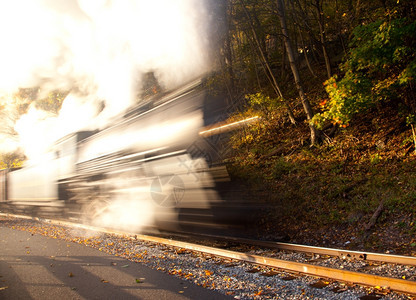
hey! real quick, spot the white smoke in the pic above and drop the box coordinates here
[0,0,215,160]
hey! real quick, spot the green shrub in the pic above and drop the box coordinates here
[314,17,416,128]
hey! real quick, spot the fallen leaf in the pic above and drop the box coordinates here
[0,287,8,291]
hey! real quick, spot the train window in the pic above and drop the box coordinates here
[139,71,162,102]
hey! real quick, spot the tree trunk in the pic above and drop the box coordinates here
[295,17,317,78]
[314,0,332,79]
[222,1,236,103]
[281,41,286,78]
[276,0,319,144]
[240,0,297,125]
[293,0,321,67]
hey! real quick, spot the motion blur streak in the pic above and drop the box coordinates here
[78,113,202,164]
[199,116,260,137]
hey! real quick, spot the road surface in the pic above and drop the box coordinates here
[0,227,231,299]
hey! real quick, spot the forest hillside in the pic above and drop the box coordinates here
[213,0,416,254]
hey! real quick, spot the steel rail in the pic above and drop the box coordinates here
[274,242,416,266]
[1,213,415,295]
[182,232,416,267]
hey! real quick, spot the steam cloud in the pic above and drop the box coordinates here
[0,0,218,160]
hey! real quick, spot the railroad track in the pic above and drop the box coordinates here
[168,231,416,266]
[1,212,416,296]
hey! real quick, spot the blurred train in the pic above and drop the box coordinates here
[0,77,256,233]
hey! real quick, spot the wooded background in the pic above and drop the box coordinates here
[212,0,415,146]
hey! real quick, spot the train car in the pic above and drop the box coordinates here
[0,169,8,203]
[58,79,225,230]
[1,78,254,233]
[7,162,58,207]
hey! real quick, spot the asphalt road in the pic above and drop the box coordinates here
[0,227,231,299]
